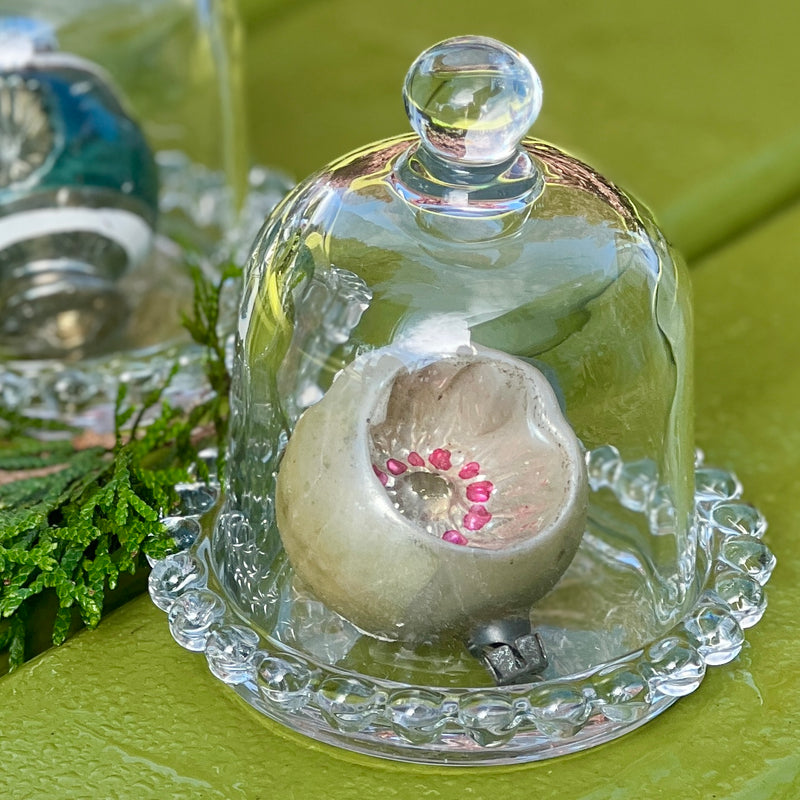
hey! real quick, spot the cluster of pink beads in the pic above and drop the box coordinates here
[372,447,494,546]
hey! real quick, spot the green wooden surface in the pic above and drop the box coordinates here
[3,0,800,796]
[240,0,800,260]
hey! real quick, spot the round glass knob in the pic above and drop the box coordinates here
[403,35,542,166]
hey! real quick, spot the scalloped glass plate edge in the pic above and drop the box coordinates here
[148,448,775,766]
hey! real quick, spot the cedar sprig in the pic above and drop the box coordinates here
[0,264,238,670]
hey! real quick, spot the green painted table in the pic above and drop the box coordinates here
[3,1,800,797]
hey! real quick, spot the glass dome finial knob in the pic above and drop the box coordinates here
[403,35,542,166]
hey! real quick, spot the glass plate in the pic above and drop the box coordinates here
[148,447,774,765]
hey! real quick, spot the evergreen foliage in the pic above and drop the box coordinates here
[0,265,238,670]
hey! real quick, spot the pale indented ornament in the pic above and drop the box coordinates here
[277,344,588,640]
[147,35,775,765]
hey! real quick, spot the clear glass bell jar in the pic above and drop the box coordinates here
[0,1,289,428]
[150,36,773,764]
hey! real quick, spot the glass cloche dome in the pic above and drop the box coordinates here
[225,32,694,663]
[150,35,774,764]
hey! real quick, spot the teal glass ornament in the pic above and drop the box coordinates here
[0,15,157,358]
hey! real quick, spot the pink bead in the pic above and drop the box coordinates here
[429,448,452,471]
[458,461,481,480]
[466,480,494,503]
[463,505,492,531]
[372,464,388,486]
[387,458,407,475]
[442,530,468,546]
[408,451,425,467]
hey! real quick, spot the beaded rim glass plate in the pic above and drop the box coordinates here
[0,154,292,432]
[148,447,775,765]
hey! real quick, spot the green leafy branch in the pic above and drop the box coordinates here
[0,265,239,671]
